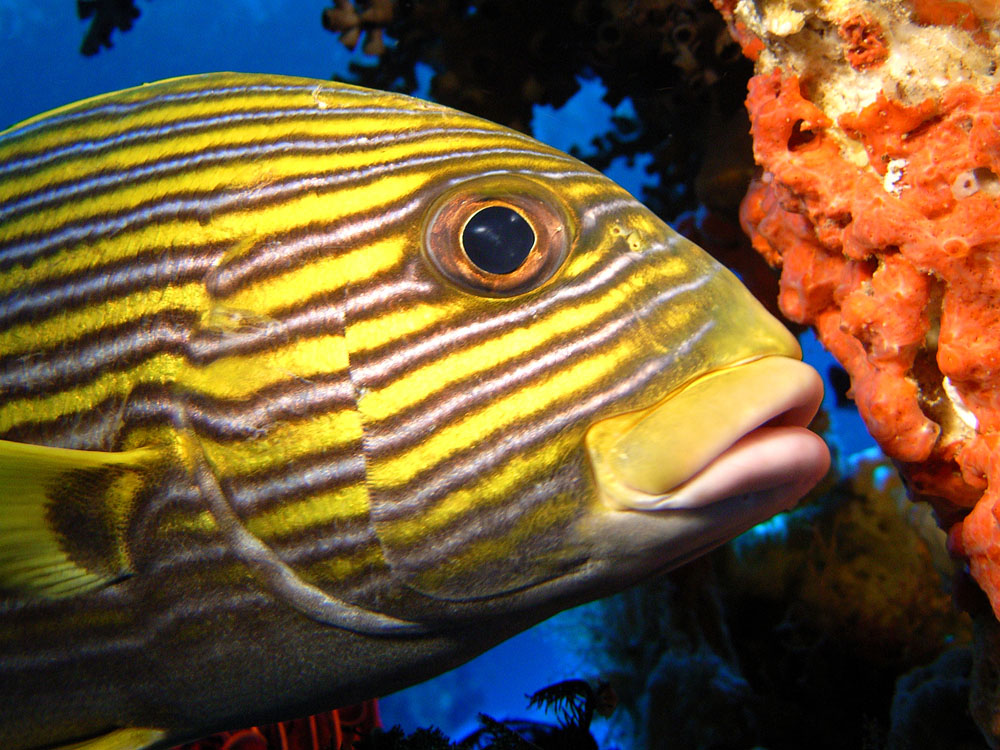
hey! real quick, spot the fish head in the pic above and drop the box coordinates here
[346,129,830,611]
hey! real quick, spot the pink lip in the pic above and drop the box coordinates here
[662,423,830,512]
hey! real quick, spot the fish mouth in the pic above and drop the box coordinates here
[586,356,829,512]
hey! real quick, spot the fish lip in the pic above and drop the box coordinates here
[586,356,830,512]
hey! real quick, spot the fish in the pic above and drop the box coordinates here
[0,72,830,750]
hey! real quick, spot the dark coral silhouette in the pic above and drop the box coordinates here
[77,0,142,56]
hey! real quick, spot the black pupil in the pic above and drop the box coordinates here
[462,206,535,275]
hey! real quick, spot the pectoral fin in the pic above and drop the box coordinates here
[0,439,161,599]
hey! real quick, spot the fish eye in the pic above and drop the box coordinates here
[462,206,535,275]
[423,176,575,297]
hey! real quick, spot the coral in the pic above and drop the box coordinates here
[643,648,756,750]
[173,701,380,750]
[972,614,1000,747]
[550,562,753,749]
[524,679,617,730]
[838,12,890,71]
[322,0,394,56]
[466,680,613,750]
[888,648,981,750]
[708,0,1000,739]
[711,0,1000,614]
[727,453,969,670]
[170,689,614,750]
[77,0,141,55]
[552,454,972,748]
[330,0,754,219]
[360,682,613,750]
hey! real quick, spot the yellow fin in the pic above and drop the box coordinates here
[0,439,161,599]
[56,727,168,750]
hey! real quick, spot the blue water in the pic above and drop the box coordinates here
[1,1,355,129]
[1,1,876,743]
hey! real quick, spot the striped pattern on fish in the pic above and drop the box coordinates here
[0,73,823,750]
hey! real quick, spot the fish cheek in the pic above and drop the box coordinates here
[364,439,596,604]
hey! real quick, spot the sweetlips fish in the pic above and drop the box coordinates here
[0,72,829,750]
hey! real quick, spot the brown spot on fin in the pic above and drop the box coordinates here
[0,439,161,599]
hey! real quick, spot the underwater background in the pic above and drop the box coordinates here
[2,2,982,748]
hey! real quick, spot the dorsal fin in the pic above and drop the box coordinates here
[0,439,161,599]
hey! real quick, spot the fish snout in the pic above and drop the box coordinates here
[586,356,830,514]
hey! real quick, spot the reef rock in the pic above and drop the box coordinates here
[710,0,1000,737]
[710,0,1000,610]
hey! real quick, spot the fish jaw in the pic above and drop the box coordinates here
[572,355,829,583]
[586,355,829,514]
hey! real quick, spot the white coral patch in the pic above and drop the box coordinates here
[884,159,906,196]
[766,7,806,36]
[943,377,979,431]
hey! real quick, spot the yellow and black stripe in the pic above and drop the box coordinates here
[0,72,787,750]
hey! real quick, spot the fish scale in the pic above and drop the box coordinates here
[0,72,827,750]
